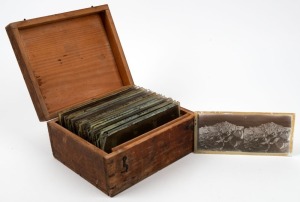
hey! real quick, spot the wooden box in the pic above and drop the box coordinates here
[6,5,194,196]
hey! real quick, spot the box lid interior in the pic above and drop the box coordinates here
[7,5,133,121]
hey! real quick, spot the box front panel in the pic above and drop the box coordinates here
[105,110,194,196]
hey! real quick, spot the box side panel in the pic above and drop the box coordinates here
[105,110,194,196]
[47,120,109,195]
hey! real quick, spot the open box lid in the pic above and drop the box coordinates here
[6,5,134,121]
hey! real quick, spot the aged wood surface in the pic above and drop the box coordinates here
[6,5,133,121]
[7,5,194,197]
[48,119,109,194]
[6,23,46,121]
[101,10,133,85]
[105,108,194,196]
[48,108,194,196]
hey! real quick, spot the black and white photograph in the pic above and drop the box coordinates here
[195,112,295,155]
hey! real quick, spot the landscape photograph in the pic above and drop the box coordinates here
[195,112,294,154]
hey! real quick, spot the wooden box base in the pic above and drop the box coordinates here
[48,108,194,196]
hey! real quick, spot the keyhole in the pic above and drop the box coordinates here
[122,156,128,173]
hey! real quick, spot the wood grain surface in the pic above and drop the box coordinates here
[6,5,133,121]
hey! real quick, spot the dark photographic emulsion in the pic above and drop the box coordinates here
[195,112,295,156]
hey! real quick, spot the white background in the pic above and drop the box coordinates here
[1,0,300,201]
